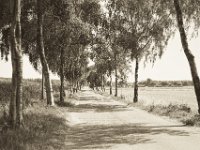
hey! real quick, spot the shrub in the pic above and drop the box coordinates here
[183,115,200,126]
[146,103,191,118]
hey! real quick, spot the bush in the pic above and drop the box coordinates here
[146,103,191,119]
[183,115,200,126]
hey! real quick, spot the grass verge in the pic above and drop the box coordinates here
[134,103,200,127]
[0,103,69,150]
[0,78,75,150]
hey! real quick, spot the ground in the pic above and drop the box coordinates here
[56,88,200,150]
[1,87,200,150]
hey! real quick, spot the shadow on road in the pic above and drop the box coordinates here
[67,103,128,112]
[64,123,189,149]
[0,106,190,150]
[59,96,191,149]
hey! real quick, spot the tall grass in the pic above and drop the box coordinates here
[0,106,68,150]
[0,78,41,106]
[0,78,61,125]
[0,78,70,150]
[0,79,12,104]
[0,78,60,105]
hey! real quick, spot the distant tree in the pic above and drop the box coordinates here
[90,0,132,97]
[146,78,153,86]
[91,43,114,94]
[87,70,102,90]
[160,81,169,87]
[172,81,182,87]
[182,81,193,86]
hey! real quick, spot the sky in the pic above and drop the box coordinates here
[0,31,200,82]
[129,31,200,82]
[0,55,59,80]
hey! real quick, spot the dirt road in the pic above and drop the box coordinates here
[62,89,200,150]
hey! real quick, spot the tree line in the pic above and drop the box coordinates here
[1,0,200,128]
[139,78,193,87]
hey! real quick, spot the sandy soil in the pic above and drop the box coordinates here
[62,88,200,150]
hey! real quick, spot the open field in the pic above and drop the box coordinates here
[106,86,198,112]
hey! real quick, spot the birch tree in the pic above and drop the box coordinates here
[112,0,173,102]
[36,0,54,105]
[9,0,23,128]
[173,0,200,113]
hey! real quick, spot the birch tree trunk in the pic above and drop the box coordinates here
[101,75,105,92]
[60,48,65,103]
[37,0,54,106]
[173,0,200,114]
[133,56,139,103]
[9,33,17,127]
[109,70,112,95]
[114,52,118,97]
[9,0,23,128]
[114,66,118,97]
[41,71,45,100]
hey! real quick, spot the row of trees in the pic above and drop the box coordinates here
[1,0,200,128]
[93,0,200,112]
[0,0,101,128]
[84,0,200,113]
[139,78,193,87]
